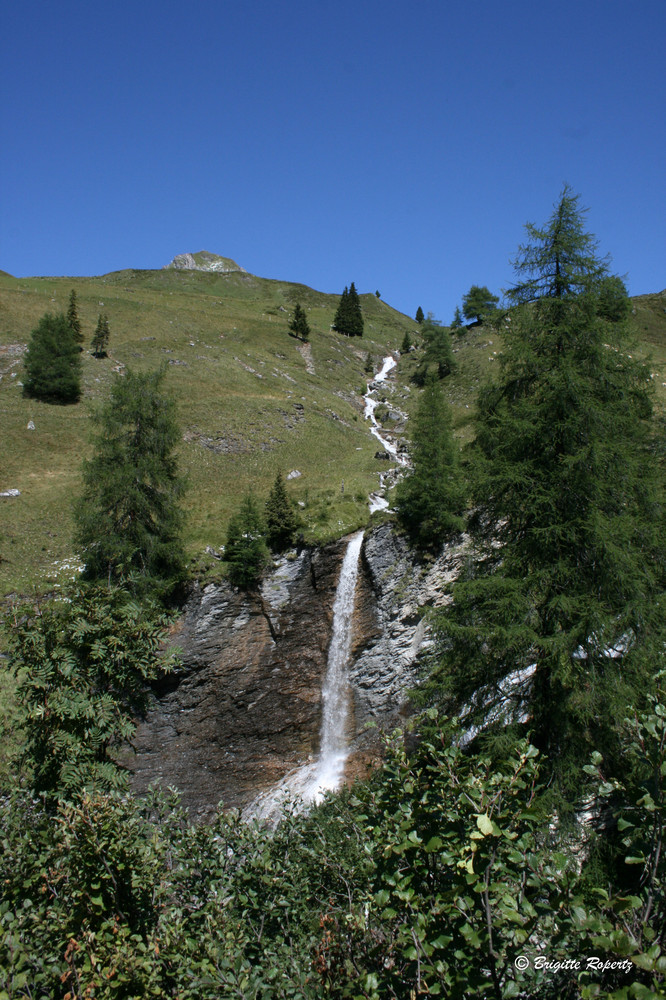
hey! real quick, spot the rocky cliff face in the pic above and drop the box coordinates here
[123,525,467,819]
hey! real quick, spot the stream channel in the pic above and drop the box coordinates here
[245,356,407,823]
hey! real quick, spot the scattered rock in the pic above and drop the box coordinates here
[0,489,21,497]
[287,469,302,480]
[27,420,35,430]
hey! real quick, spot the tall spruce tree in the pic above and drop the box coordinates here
[225,493,270,588]
[66,289,84,349]
[415,306,425,324]
[74,367,186,599]
[427,188,665,797]
[395,374,465,551]
[23,312,81,404]
[265,471,299,552]
[333,283,363,336]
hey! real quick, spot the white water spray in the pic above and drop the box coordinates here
[245,531,364,823]
[364,355,408,512]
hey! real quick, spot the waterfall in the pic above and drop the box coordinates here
[244,531,364,823]
[364,354,408,512]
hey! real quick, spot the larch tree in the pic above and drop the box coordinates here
[461,285,499,325]
[74,367,187,599]
[426,187,665,798]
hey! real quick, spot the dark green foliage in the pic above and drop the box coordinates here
[400,330,412,353]
[333,282,363,337]
[66,288,84,348]
[413,316,455,384]
[22,312,81,404]
[3,694,666,997]
[364,353,374,374]
[451,304,464,330]
[8,585,176,798]
[396,375,465,550]
[225,492,270,587]
[462,284,499,324]
[91,312,110,356]
[288,301,310,341]
[415,305,424,324]
[429,189,665,795]
[265,471,299,552]
[74,367,187,599]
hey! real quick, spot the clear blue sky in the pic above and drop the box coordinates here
[2,0,664,322]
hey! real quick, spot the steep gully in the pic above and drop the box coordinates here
[123,358,468,820]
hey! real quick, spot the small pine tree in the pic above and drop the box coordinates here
[288,303,310,342]
[413,318,454,384]
[415,306,424,324]
[265,471,299,552]
[451,306,464,331]
[66,289,84,349]
[91,313,110,357]
[225,493,270,588]
[401,331,412,353]
[23,312,81,404]
[364,354,374,375]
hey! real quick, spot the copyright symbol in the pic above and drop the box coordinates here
[515,955,530,971]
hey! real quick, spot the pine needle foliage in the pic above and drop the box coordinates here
[333,282,363,337]
[396,375,465,551]
[265,471,299,552]
[74,367,187,599]
[225,492,270,588]
[91,313,110,357]
[66,288,84,348]
[427,188,665,796]
[288,302,310,341]
[23,312,81,404]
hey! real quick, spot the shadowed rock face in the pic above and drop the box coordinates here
[123,539,351,819]
[122,526,468,820]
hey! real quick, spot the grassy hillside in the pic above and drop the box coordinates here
[0,265,417,597]
[2,266,664,600]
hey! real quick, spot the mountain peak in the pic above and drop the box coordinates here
[164,251,247,274]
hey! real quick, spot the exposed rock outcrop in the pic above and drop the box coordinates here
[123,525,468,819]
[164,251,247,274]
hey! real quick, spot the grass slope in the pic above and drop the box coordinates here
[0,267,416,597]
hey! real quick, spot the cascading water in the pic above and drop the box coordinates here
[245,530,364,824]
[245,358,407,823]
[364,355,408,512]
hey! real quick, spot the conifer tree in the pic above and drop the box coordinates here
[265,471,299,552]
[461,285,499,325]
[451,305,464,331]
[401,331,412,353]
[428,188,665,795]
[333,283,363,336]
[415,306,424,324]
[225,493,270,588]
[23,312,81,404]
[347,282,364,337]
[66,289,84,349]
[288,303,310,342]
[395,374,465,551]
[91,313,110,357]
[74,367,186,599]
[414,317,454,384]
